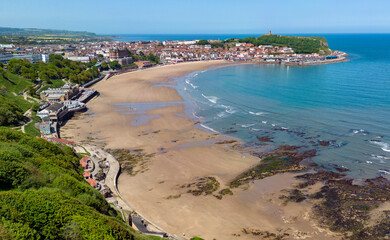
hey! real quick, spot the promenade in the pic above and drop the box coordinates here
[81,144,174,239]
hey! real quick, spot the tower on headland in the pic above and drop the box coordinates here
[266,30,272,35]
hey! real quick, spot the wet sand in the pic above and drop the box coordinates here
[62,61,340,239]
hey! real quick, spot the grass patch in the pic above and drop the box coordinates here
[37,79,65,93]
[24,120,41,137]
[2,92,32,112]
[0,71,33,93]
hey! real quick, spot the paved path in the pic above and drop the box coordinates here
[21,108,33,134]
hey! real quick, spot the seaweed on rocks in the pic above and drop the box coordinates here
[185,177,220,196]
[257,135,274,143]
[229,145,317,188]
[279,189,307,203]
[242,228,290,239]
[109,149,154,176]
[294,170,390,239]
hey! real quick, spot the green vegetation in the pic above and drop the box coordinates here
[0,68,35,127]
[24,120,40,137]
[197,39,210,45]
[0,70,33,93]
[129,51,160,64]
[100,61,109,71]
[36,79,65,94]
[238,35,331,54]
[109,60,122,70]
[6,55,100,85]
[0,128,160,239]
[190,237,205,240]
[0,94,25,126]
[197,39,224,48]
[0,27,113,45]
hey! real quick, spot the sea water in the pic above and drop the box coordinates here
[177,34,390,179]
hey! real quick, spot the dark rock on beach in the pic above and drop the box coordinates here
[256,135,273,142]
[293,170,390,239]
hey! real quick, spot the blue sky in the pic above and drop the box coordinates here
[1,0,390,34]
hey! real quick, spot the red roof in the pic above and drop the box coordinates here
[87,178,97,187]
[80,156,90,167]
[83,171,91,178]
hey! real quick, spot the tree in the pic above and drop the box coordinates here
[100,62,108,71]
[109,61,121,70]
[49,54,64,62]
[197,39,210,45]
[38,72,50,83]
[146,54,160,64]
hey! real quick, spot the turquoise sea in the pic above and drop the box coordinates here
[175,34,390,179]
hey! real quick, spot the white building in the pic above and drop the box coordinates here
[0,44,14,49]
[41,54,50,63]
[65,55,91,63]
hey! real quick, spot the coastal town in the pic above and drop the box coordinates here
[1,31,348,68]
[0,32,351,239]
[2,0,390,239]
[5,30,386,240]
[0,32,349,147]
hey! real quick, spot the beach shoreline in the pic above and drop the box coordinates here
[61,60,340,239]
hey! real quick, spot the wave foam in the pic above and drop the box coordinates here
[379,169,390,175]
[200,124,219,134]
[371,154,390,160]
[351,129,369,135]
[249,111,264,116]
[225,108,236,114]
[190,83,198,89]
[241,123,256,128]
[202,94,218,104]
[370,140,390,152]
[217,111,227,118]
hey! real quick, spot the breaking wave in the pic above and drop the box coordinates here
[248,111,265,116]
[202,94,218,104]
[370,140,390,153]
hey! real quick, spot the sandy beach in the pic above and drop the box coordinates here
[62,61,340,240]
